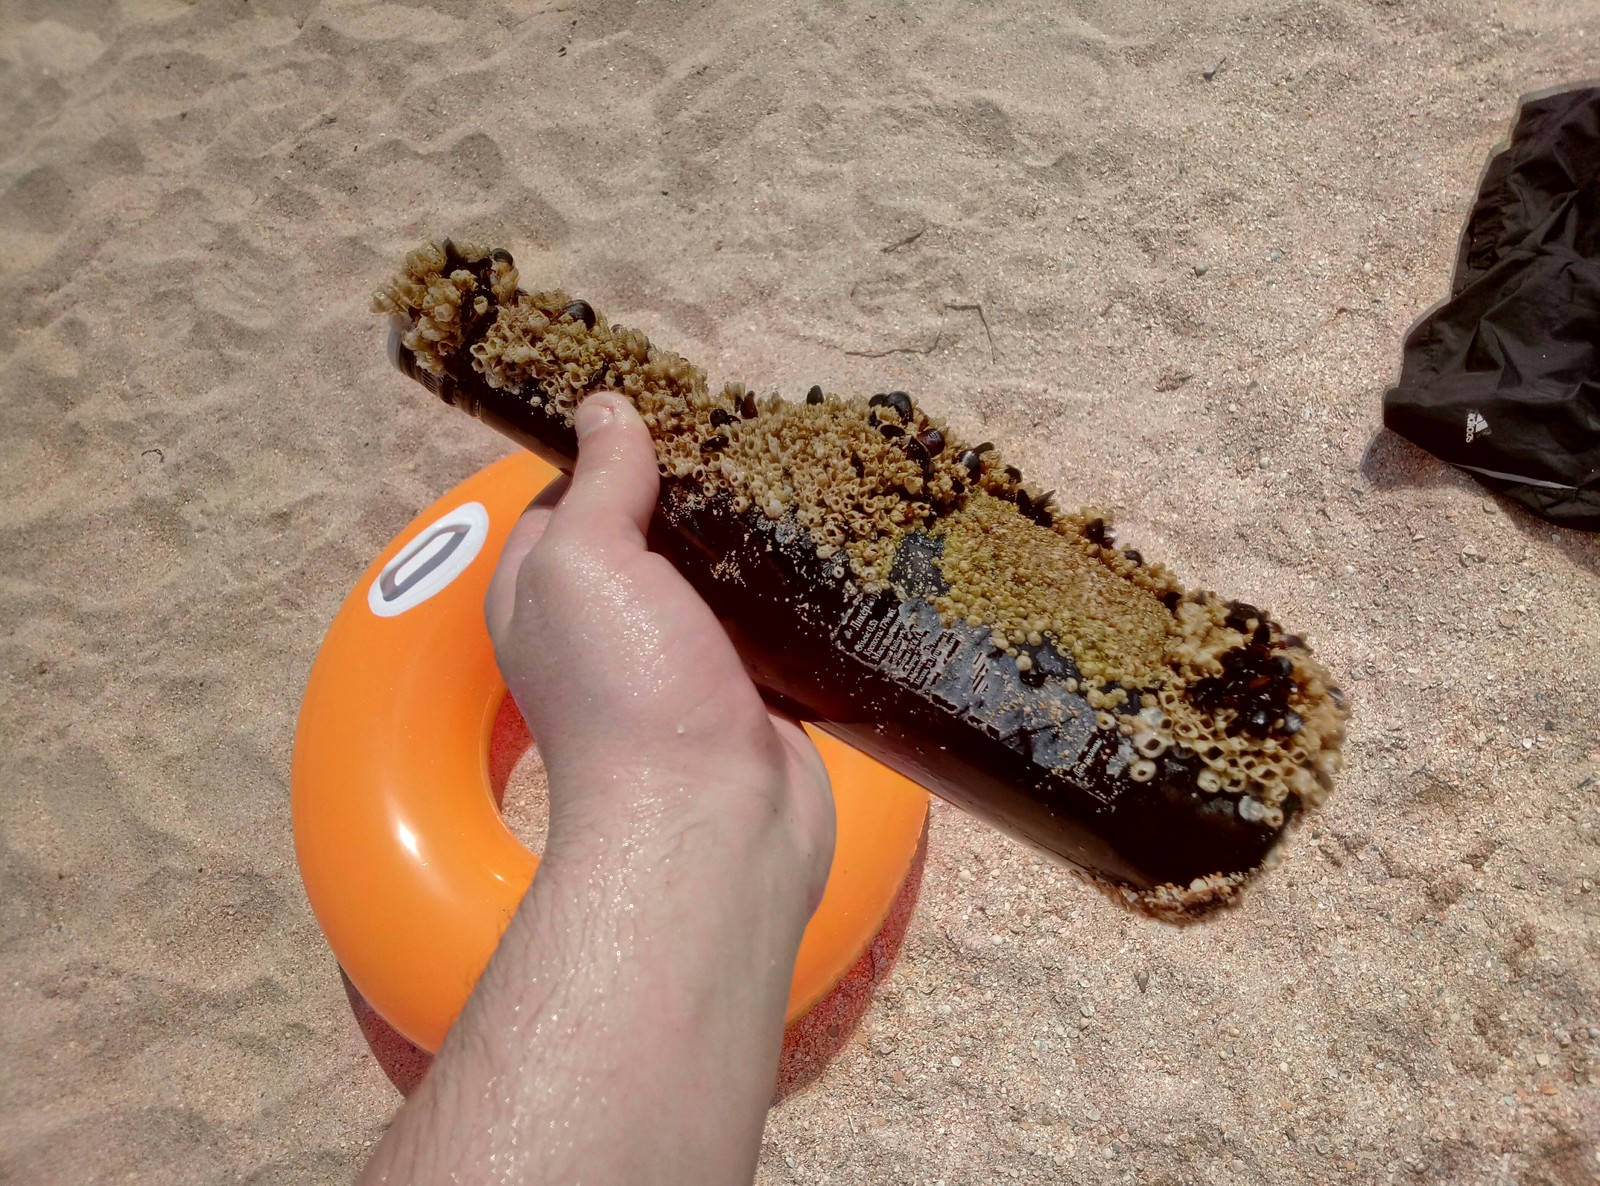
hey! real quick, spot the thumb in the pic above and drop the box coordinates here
[540,392,660,551]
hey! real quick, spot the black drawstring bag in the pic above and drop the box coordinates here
[1382,85,1600,530]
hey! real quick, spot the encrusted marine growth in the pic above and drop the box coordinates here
[376,241,1350,912]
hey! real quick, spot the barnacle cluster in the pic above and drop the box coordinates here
[376,242,1348,821]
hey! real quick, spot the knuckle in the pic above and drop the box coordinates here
[525,534,602,597]
[528,533,583,575]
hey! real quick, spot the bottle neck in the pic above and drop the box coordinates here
[386,325,578,472]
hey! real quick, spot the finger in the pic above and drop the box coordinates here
[542,392,660,548]
[768,712,829,792]
[767,713,836,912]
[484,476,570,641]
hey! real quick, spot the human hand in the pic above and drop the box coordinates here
[359,392,836,1186]
[484,391,835,894]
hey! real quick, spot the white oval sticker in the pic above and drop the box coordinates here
[367,501,490,618]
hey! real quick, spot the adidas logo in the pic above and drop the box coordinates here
[1465,411,1490,443]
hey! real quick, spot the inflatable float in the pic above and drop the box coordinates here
[292,451,928,1053]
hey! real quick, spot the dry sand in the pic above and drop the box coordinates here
[4,1,1600,1182]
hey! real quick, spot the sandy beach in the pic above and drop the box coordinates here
[4,1,1599,1182]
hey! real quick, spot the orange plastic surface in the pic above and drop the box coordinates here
[291,452,928,1053]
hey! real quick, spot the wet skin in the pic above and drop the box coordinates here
[360,393,836,1186]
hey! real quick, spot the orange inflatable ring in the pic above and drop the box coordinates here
[292,452,928,1054]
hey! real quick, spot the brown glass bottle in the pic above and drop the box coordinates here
[381,244,1344,918]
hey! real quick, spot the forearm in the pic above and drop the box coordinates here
[360,774,820,1186]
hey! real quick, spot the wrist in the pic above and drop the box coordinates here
[543,752,822,875]
[491,768,824,1027]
